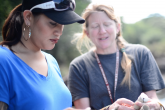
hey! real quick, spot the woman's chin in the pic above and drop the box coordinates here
[42,45,55,50]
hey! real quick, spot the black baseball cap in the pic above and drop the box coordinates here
[22,0,85,25]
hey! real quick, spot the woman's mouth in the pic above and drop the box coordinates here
[99,37,108,40]
[50,39,59,44]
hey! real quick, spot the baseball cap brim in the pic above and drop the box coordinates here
[43,9,85,25]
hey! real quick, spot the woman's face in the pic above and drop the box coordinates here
[86,11,120,52]
[29,14,64,50]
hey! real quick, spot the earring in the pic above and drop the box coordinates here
[28,26,31,38]
[23,27,28,41]
[23,25,31,41]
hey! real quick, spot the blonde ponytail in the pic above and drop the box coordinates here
[117,37,132,88]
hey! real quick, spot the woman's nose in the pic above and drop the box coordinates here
[99,25,106,34]
[54,24,64,36]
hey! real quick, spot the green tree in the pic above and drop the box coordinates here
[123,14,165,57]
[0,0,21,40]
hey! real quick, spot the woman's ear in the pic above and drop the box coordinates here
[23,10,32,26]
[85,30,90,38]
[116,23,121,33]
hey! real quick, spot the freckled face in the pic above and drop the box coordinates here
[30,14,64,50]
[86,12,120,52]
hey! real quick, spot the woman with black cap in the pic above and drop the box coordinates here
[0,0,85,110]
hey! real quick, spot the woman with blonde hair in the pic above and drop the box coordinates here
[68,3,165,110]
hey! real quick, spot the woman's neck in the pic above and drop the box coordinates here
[11,41,43,59]
[95,43,118,55]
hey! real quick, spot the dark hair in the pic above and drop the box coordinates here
[0,4,24,49]
[0,4,41,50]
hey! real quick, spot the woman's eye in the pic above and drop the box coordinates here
[104,24,110,27]
[50,22,57,27]
[92,25,99,28]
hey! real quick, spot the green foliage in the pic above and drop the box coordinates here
[0,0,21,28]
[0,0,21,40]
[122,13,165,57]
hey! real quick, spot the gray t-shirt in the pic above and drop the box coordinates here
[68,44,165,109]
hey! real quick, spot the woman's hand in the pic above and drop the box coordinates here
[65,107,91,110]
[109,98,135,110]
[135,99,160,110]
[144,90,162,110]
[64,107,81,110]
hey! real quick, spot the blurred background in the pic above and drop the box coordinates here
[0,0,165,105]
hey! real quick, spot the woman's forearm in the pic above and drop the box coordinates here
[0,102,8,110]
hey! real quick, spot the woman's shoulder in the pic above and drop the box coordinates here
[70,51,93,65]
[0,46,12,59]
[0,45,15,66]
[125,43,150,53]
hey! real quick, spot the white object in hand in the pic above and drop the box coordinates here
[137,93,150,103]
[134,93,150,110]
